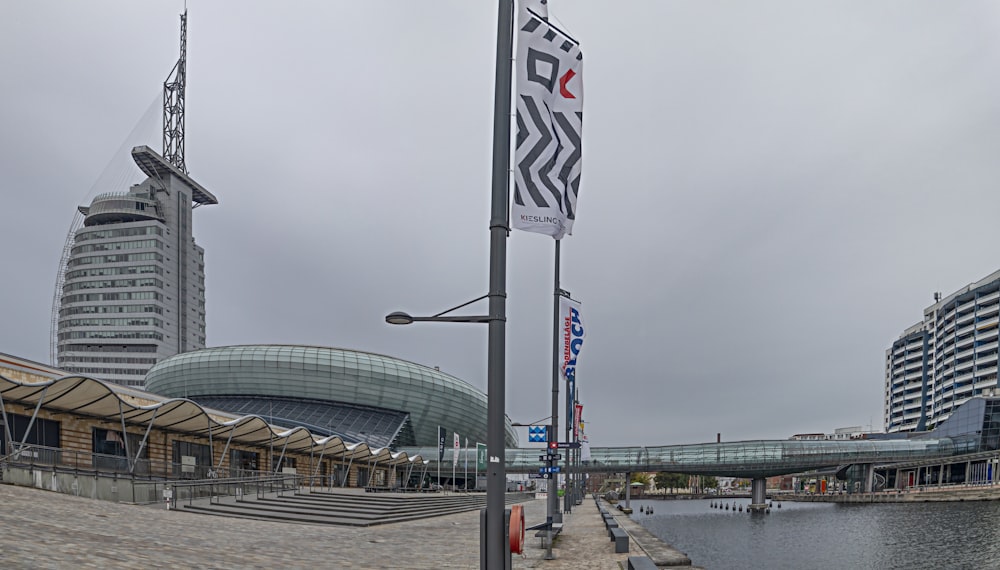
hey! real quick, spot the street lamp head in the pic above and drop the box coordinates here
[385,311,414,325]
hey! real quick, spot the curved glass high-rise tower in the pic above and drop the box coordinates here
[56,146,217,387]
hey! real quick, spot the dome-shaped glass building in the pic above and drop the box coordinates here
[145,345,517,449]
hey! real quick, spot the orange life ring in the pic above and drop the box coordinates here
[509,504,525,554]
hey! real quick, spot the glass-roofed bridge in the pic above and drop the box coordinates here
[405,436,969,480]
[405,396,1000,507]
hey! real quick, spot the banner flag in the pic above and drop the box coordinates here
[574,403,583,439]
[560,296,585,424]
[512,0,584,239]
[527,425,548,443]
[580,434,591,462]
[438,426,446,462]
[453,432,460,467]
[477,442,487,471]
[464,437,469,470]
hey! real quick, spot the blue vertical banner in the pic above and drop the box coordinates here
[560,296,585,431]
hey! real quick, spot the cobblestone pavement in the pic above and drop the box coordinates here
[0,484,649,569]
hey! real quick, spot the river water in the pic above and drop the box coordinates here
[629,497,1000,569]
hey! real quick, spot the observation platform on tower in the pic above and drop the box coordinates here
[131,145,218,206]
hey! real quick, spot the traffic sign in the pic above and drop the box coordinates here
[529,473,551,479]
[539,466,562,474]
[539,454,562,462]
[557,442,581,449]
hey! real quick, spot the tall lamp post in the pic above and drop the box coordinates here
[387,2,513,567]
[386,293,507,569]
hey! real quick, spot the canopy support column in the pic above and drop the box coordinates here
[130,406,161,475]
[404,460,416,490]
[0,388,15,455]
[420,460,430,489]
[216,428,236,473]
[117,399,132,472]
[313,445,328,487]
[17,385,49,452]
[275,438,290,474]
[342,455,354,487]
[206,415,214,476]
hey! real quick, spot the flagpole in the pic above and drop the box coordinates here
[564,371,571,515]
[548,240,563,562]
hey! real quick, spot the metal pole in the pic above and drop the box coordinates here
[564,376,572,514]
[206,414,214,476]
[545,241,562,560]
[485,0,513,567]
[132,406,161,475]
[314,444,328,484]
[18,385,49,451]
[343,455,354,487]
[275,438,290,474]
[404,459,415,490]
[118,400,132,473]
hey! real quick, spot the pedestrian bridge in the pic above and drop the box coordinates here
[406,436,971,480]
[505,437,973,478]
[408,396,1000,480]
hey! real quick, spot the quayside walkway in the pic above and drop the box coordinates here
[0,483,692,569]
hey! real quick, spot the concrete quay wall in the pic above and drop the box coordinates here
[785,485,1000,504]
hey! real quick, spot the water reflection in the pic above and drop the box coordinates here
[629,498,1000,570]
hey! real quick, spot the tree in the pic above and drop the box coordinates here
[654,472,688,493]
[702,475,718,490]
[631,472,652,487]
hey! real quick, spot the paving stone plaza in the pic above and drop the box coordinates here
[0,484,698,569]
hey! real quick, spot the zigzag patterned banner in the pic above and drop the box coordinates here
[512,0,583,240]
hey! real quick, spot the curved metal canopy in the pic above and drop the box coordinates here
[0,373,421,464]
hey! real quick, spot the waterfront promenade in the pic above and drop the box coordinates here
[0,484,695,568]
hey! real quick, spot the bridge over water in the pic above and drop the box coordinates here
[408,396,1000,486]
[406,436,970,480]
[405,397,1000,508]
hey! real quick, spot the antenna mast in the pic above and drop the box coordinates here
[163,10,187,172]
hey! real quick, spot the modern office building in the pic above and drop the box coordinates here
[56,146,217,388]
[144,345,518,450]
[886,269,1000,433]
[54,12,208,389]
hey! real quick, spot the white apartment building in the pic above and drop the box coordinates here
[886,269,1000,432]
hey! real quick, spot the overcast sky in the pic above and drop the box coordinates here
[3,1,1000,447]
